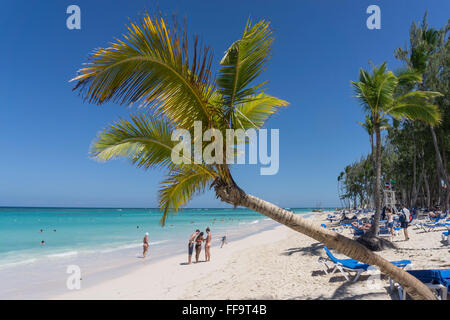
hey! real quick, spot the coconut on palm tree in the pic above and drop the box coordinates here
[72,13,437,299]
[351,62,442,250]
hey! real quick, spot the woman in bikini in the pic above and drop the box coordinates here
[142,232,149,258]
[205,227,211,262]
[195,232,204,263]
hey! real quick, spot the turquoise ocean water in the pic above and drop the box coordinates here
[0,207,325,298]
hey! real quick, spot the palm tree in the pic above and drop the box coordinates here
[358,114,389,209]
[395,13,450,210]
[351,62,441,249]
[358,114,389,162]
[72,13,437,299]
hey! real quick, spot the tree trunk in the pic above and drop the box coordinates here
[430,126,450,208]
[443,140,449,211]
[212,178,436,300]
[368,124,382,236]
[412,145,417,207]
[370,134,375,208]
[423,171,431,208]
[412,169,423,207]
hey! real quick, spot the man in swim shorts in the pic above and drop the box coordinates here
[400,205,410,241]
[188,229,200,264]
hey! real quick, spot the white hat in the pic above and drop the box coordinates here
[145,232,149,236]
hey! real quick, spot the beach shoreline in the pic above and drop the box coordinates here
[52,212,322,300]
[0,207,299,299]
[56,211,449,300]
[53,222,291,300]
[2,210,448,300]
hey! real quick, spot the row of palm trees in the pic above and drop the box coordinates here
[71,13,440,299]
[351,62,441,248]
[347,13,448,249]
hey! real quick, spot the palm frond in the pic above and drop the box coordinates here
[159,166,216,226]
[217,19,273,125]
[358,114,374,135]
[395,68,422,86]
[387,101,441,125]
[90,113,178,169]
[352,63,398,116]
[71,13,215,128]
[233,93,289,129]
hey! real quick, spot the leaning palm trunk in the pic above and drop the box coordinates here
[71,14,442,301]
[212,179,435,300]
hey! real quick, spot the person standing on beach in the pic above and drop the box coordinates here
[205,227,212,262]
[385,208,394,236]
[399,205,410,241]
[143,232,149,258]
[220,235,227,248]
[188,229,200,264]
[195,232,204,263]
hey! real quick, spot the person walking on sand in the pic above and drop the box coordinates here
[188,229,200,264]
[195,232,204,263]
[142,232,149,258]
[399,205,410,241]
[220,235,227,248]
[205,227,212,262]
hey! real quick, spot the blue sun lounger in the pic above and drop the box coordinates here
[416,215,450,232]
[318,246,412,282]
[351,224,366,236]
[391,269,449,300]
[442,231,449,245]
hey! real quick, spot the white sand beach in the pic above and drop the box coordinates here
[55,213,449,300]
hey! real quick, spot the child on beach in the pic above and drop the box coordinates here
[142,232,149,258]
[220,235,227,248]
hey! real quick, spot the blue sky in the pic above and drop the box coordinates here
[0,0,448,208]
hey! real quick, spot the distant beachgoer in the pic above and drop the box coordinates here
[399,205,410,241]
[220,235,227,248]
[429,210,439,218]
[205,227,212,262]
[188,229,200,264]
[40,229,43,233]
[143,232,149,258]
[195,232,204,263]
[351,221,370,230]
[53,229,56,232]
[41,240,45,245]
[381,207,386,221]
[385,208,394,235]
